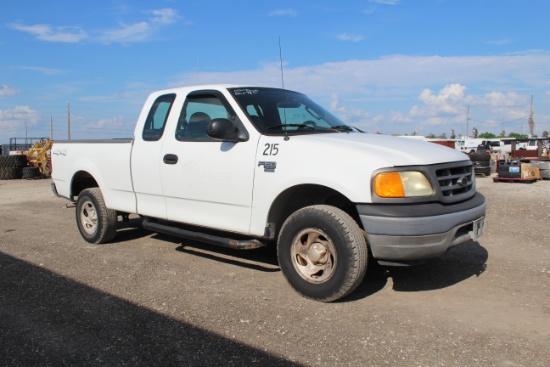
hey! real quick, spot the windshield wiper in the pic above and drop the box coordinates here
[330,125,354,132]
[266,124,345,133]
[267,124,315,130]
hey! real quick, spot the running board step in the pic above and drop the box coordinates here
[142,219,265,250]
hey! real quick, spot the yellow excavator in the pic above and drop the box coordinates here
[26,139,52,177]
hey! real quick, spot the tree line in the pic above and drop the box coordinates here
[422,129,550,140]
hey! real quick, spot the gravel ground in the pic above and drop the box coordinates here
[0,176,549,366]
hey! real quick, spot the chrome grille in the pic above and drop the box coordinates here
[435,162,474,201]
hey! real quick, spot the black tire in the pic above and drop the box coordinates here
[75,188,117,244]
[277,205,368,302]
[0,156,12,168]
[12,154,28,167]
[475,166,491,176]
[0,166,23,180]
[22,166,41,179]
[0,155,27,168]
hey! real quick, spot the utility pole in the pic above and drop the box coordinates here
[466,106,470,138]
[68,102,71,140]
[528,95,535,137]
[50,116,53,140]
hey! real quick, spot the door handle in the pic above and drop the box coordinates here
[163,154,178,165]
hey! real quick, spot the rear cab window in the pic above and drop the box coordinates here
[142,94,176,141]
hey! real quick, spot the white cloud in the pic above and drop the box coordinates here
[8,23,86,43]
[173,52,550,97]
[0,106,39,135]
[0,84,19,97]
[329,93,372,124]
[171,51,549,134]
[477,91,529,121]
[150,8,180,24]
[337,33,364,42]
[269,9,298,17]
[86,116,125,129]
[388,111,412,124]
[100,8,181,44]
[412,84,468,117]
[411,86,529,121]
[101,22,150,43]
[9,8,181,45]
[408,84,536,135]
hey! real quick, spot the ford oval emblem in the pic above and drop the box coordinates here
[457,176,469,186]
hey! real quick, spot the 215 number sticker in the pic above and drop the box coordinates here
[263,143,279,156]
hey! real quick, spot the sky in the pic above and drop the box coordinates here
[1,0,549,142]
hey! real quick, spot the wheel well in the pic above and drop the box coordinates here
[267,184,359,239]
[71,171,98,200]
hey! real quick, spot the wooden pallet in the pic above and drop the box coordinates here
[492,176,538,183]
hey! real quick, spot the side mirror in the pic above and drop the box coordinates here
[207,118,239,142]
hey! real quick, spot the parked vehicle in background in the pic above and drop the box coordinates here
[516,140,538,150]
[455,138,503,153]
[51,85,486,302]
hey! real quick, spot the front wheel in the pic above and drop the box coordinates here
[75,188,117,244]
[277,205,368,302]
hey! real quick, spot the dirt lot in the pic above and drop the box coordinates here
[0,176,548,366]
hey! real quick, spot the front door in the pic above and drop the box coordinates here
[159,90,258,234]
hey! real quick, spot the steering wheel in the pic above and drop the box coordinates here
[301,121,317,129]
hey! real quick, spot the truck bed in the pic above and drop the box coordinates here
[52,139,136,213]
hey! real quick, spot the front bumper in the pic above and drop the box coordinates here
[357,192,486,261]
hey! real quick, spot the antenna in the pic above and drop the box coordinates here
[279,36,285,90]
[278,37,290,140]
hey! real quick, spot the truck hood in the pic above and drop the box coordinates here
[296,133,468,167]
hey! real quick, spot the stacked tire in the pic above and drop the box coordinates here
[22,166,41,179]
[468,152,491,176]
[0,155,28,180]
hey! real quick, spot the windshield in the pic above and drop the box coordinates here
[229,87,353,135]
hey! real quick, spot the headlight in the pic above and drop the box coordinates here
[374,171,434,198]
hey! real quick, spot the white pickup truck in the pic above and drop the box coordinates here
[51,85,486,302]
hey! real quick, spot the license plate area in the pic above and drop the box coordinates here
[472,217,485,240]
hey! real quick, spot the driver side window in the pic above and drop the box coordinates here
[176,94,232,141]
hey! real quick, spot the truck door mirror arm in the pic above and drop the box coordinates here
[207,118,248,142]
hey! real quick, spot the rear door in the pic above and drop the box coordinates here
[131,93,177,219]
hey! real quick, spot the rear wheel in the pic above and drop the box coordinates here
[278,205,368,302]
[75,188,117,244]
